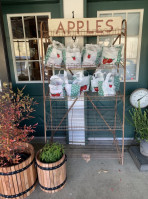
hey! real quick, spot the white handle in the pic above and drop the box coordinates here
[74,71,84,79]
[52,40,64,49]
[94,71,104,79]
[104,73,113,83]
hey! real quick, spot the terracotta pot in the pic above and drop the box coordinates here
[36,150,67,193]
[0,143,37,199]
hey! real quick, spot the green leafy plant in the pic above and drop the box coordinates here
[40,142,64,163]
[129,104,148,141]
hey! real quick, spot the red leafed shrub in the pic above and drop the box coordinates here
[0,86,38,166]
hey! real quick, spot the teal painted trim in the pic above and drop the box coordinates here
[83,0,87,18]
[60,0,63,18]
[3,15,15,85]
[84,0,87,45]
[59,0,65,44]
[86,0,148,138]
[2,2,65,137]
[1,0,60,5]
[87,0,146,2]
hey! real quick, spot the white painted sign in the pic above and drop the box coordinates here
[48,17,122,37]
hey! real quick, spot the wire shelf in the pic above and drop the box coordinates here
[44,62,124,71]
[45,92,123,101]
[46,109,122,131]
[41,19,127,165]
[47,28,125,37]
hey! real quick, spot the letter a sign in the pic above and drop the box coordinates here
[48,17,122,37]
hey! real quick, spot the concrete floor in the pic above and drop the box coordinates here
[28,151,148,199]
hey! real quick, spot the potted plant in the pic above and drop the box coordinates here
[36,140,67,193]
[129,104,148,156]
[0,85,38,198]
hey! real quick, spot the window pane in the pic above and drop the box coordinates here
[24,16,37,38]
[113,13,126,20]
[126,37,138,58]
[119,59,136,81]
[11,17,24,39]
[28,62,41,80]
[121,37,138,59]
[126,59,136,80]
[127,12,140,36]
[98,35,114,45]
[13,41,27,60]
[38,38,51,60]
[37,16,49,38]
[100,14,112,17]
[26,40,39,60]
[16,62,29,81]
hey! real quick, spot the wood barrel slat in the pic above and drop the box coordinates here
[44,164,50,194]
[0,176,4,199]
[43,164,49,193]
[14,164,23,199]
[18,161,27,199]
[24,158,30,197]
[36,151,66,193]
[29,161,36,195]
[0,143,37,199]
[11,165,20,198]
[7,167,16,197]
[1,168,9,197]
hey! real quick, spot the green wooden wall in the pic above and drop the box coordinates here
[85,0,148,138]
[1,0,148,139]
[1,0,64,137]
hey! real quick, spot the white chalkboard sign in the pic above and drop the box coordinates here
[48,17,122,37]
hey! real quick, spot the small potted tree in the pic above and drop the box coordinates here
[129,104,148,156]
[0,85,38,198]
[36,137,67,193]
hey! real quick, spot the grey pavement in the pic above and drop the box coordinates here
[28,151,148,199]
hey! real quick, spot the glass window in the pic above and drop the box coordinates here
[11,17,24,39]
[98,9,144,82]
[37,16,49,38]
[24,16,37,38]
[127,12,140,36]
[29,62,41,81]
[13,41,27,60]
[26,39,39,60]
[9,13,51,83]
[16,62,29,81]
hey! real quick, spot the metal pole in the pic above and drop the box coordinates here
[40,21,47,143]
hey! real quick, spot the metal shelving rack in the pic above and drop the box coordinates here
[40,19,127,165]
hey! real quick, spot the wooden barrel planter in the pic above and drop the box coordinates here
[36,151,67,193]
[0,143,37,199]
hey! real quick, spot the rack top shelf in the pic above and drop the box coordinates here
[44,62,125,71]
[45,92,123,102]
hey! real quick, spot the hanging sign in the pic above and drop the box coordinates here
[48,17,122,37]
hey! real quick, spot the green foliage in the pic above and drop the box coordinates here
[40,143,64,163]
[129,104,148,141]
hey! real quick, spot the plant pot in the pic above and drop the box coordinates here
[0,143,37,199]
[36,150,67,193]
[140,140,148,156]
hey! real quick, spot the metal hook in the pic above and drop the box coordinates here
[72,11,74,18]
[72,11,76,42]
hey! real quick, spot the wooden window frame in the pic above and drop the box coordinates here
[7,12,51,83]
